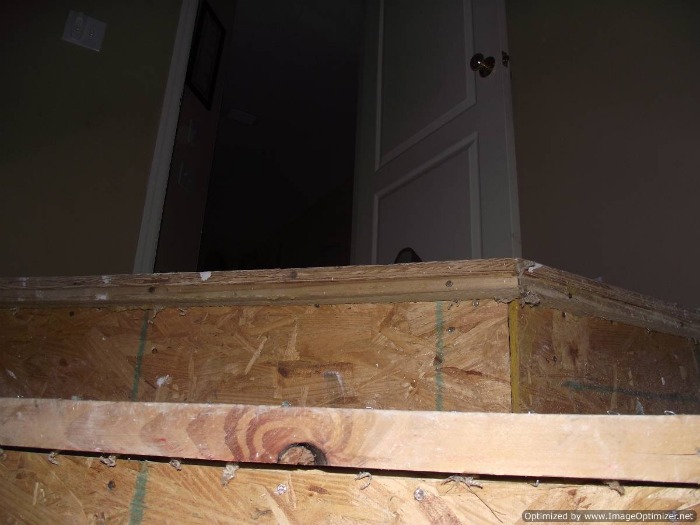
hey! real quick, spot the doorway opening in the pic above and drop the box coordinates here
[197,0,364,272]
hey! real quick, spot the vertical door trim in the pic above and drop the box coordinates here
[372,0,385,171]
[133,0,199,274]
[496,0,521,256]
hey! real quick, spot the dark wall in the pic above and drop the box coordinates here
[0,0,181,277]
[508,1,700,307]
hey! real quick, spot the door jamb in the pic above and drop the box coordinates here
[497,0,521,257]
[133,0,199,273]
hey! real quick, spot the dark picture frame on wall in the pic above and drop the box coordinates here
[186,1,226,110]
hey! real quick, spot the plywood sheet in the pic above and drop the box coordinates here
[513,304,700,414]
[0,307,148,402]
[0,300,511,412]
[1,450,697,525]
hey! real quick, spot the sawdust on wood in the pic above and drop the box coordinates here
[221,463,239,487]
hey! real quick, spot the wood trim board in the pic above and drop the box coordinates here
[0,260,521,308]
[518,261,700,339]
[1,259,697,338]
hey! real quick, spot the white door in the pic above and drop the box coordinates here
[351,0,520,264]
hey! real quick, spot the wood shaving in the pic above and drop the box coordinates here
[355,471,372,490]
[443,475,503,523]
[148,306,165,324]
[48,451,60,465]
[221,462,239,487]
[99,455,117,467]
[604,480,625,496]
[442,475,483,489]
[520,290,541,306]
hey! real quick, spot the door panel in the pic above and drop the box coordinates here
[379,0,475,163]
[352,0,519,264]
[377,136,478,263]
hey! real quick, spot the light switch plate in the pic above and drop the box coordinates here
[62,10,107,52]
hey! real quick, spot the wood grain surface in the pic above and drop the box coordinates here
[0,258,697,339]
[0,300,511,411]
[518,261,700,338]
[0,259,520,307]
[513,305,700,414]
[2,450,697,524]
[0,399,698,483]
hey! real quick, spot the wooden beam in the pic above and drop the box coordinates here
[0,259,520,308]
[0,399,697,483]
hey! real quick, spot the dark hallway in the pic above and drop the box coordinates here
[197,0,364,271]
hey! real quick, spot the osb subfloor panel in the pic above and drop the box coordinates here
[0,300,510,412]
[1,451,697,524]
[514,305,700,414]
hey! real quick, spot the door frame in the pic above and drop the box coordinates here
[496,0,521,258]
[133,0,199,274]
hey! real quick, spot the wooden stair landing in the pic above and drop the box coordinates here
[0,259,698,522]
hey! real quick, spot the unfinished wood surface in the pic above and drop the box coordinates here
[519,260,700,339]
[1,399,698,483]
[0,300,510,411]
[0,307,148,402]
[1,258,697,339]
[1,450,698,525]
[513,305,700,414]
[0,259,520,307]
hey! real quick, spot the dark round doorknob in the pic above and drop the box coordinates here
[470,53,495,78]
